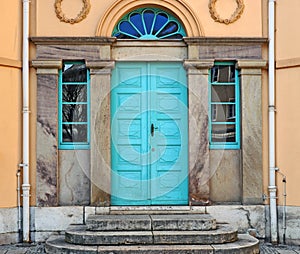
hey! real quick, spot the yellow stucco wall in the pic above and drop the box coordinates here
[276,67,300,206]
[274,0,300,206]
[0,0,22,207]
[35,0,262,37]
[276,0,300,61]
[0,67,21,207]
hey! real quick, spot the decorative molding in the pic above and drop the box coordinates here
[96,0,204,37]
[184,60,215,70]
[54,0,91,24]
[86,60,115,69]
[0,57,22,69]
[237,60,268,69]
[86,60,115,75]
[208,0,245,25]
[32,60,62,74]
[30,37,116,45]
[276,57,300,69]
[184,37,268,45]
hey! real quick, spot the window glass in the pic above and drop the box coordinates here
[59,61,90,149]
[62,85,87,102]
[211,85,235,102]
[62,63,87,82]
[62,124,88,143]
[62,104,88,122]
[211,124,236,143]
[211,65,235,83]
[209,62,240,149]
[112,8,186,39]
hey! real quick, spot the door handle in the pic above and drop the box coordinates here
[151,124,158,136]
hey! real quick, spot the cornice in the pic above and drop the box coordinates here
[31,37,116,45]
[184,37,268,45]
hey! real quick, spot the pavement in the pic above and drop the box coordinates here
[0,241,300,253]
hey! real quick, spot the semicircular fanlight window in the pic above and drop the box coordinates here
[112,8,186,39]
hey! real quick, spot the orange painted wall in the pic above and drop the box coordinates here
[276,67,300,206]
[35,0,262,37]
[274,0,300,206]
[0,0,22,207]
[276,0,300,61]
[0,67,22,207]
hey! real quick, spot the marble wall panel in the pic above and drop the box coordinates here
[36,74,58,206]
[37,45,104,61]
[32,37,115,61]
[240,68,263,204]
[112,43,187,61]
[187,66,211,203]
[58,150,90,205]
[90,70,112,206]
[209,150,242,203]
[199,45,262,60]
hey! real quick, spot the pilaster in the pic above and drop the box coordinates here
[237,60,267,204]
[32,60,62,206]
[88,60,115,206]
[184,60,214,203]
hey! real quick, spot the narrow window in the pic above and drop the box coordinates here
[58,61,90,149]
[209,62,240,149]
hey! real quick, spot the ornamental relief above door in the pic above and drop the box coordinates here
[53,0,245,26]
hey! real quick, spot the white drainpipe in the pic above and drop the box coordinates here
[268,0,278,244]
[22,0,31,243]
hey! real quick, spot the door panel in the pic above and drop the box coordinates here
[111,62,188,205]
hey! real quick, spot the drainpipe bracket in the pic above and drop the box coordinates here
[268,105,276,112]
[268,185,277,191]
[19,163,29,168]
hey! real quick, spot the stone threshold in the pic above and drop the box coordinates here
[103,206,206,214]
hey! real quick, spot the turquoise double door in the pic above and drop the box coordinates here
[111,62,188,205]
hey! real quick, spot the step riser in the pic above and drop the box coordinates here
[45,245,97,254]
[65,234,236,245]
[151,214,216,231]
[153,232,237,245]
[87,220,151,231]
[87,214,216,231]
[65,232,153,245]
[65,230,237,246]
[46,235,259,254]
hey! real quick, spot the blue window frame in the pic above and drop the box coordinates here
[209,62,240,149]
[58,61,90,150]
[112,7,186,39]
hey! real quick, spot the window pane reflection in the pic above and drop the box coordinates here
[211,124,236,143]
[62,63,87,82]
[212,85,235,102]
[62,85,87,102]
[211,65,235,83]
[62,104,87,122]
[62,124,88,143]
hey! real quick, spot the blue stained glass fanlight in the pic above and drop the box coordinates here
[112,8,186,39]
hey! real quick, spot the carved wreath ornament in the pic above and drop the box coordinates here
[54,0,91,24]
[209,0,245,25]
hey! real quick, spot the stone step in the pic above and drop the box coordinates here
[65,224,237,246]
[86,214,216,231]
[151,214,217,231]
[86,214,151,231]
[108,206,205,215]
[46,234,259,254]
